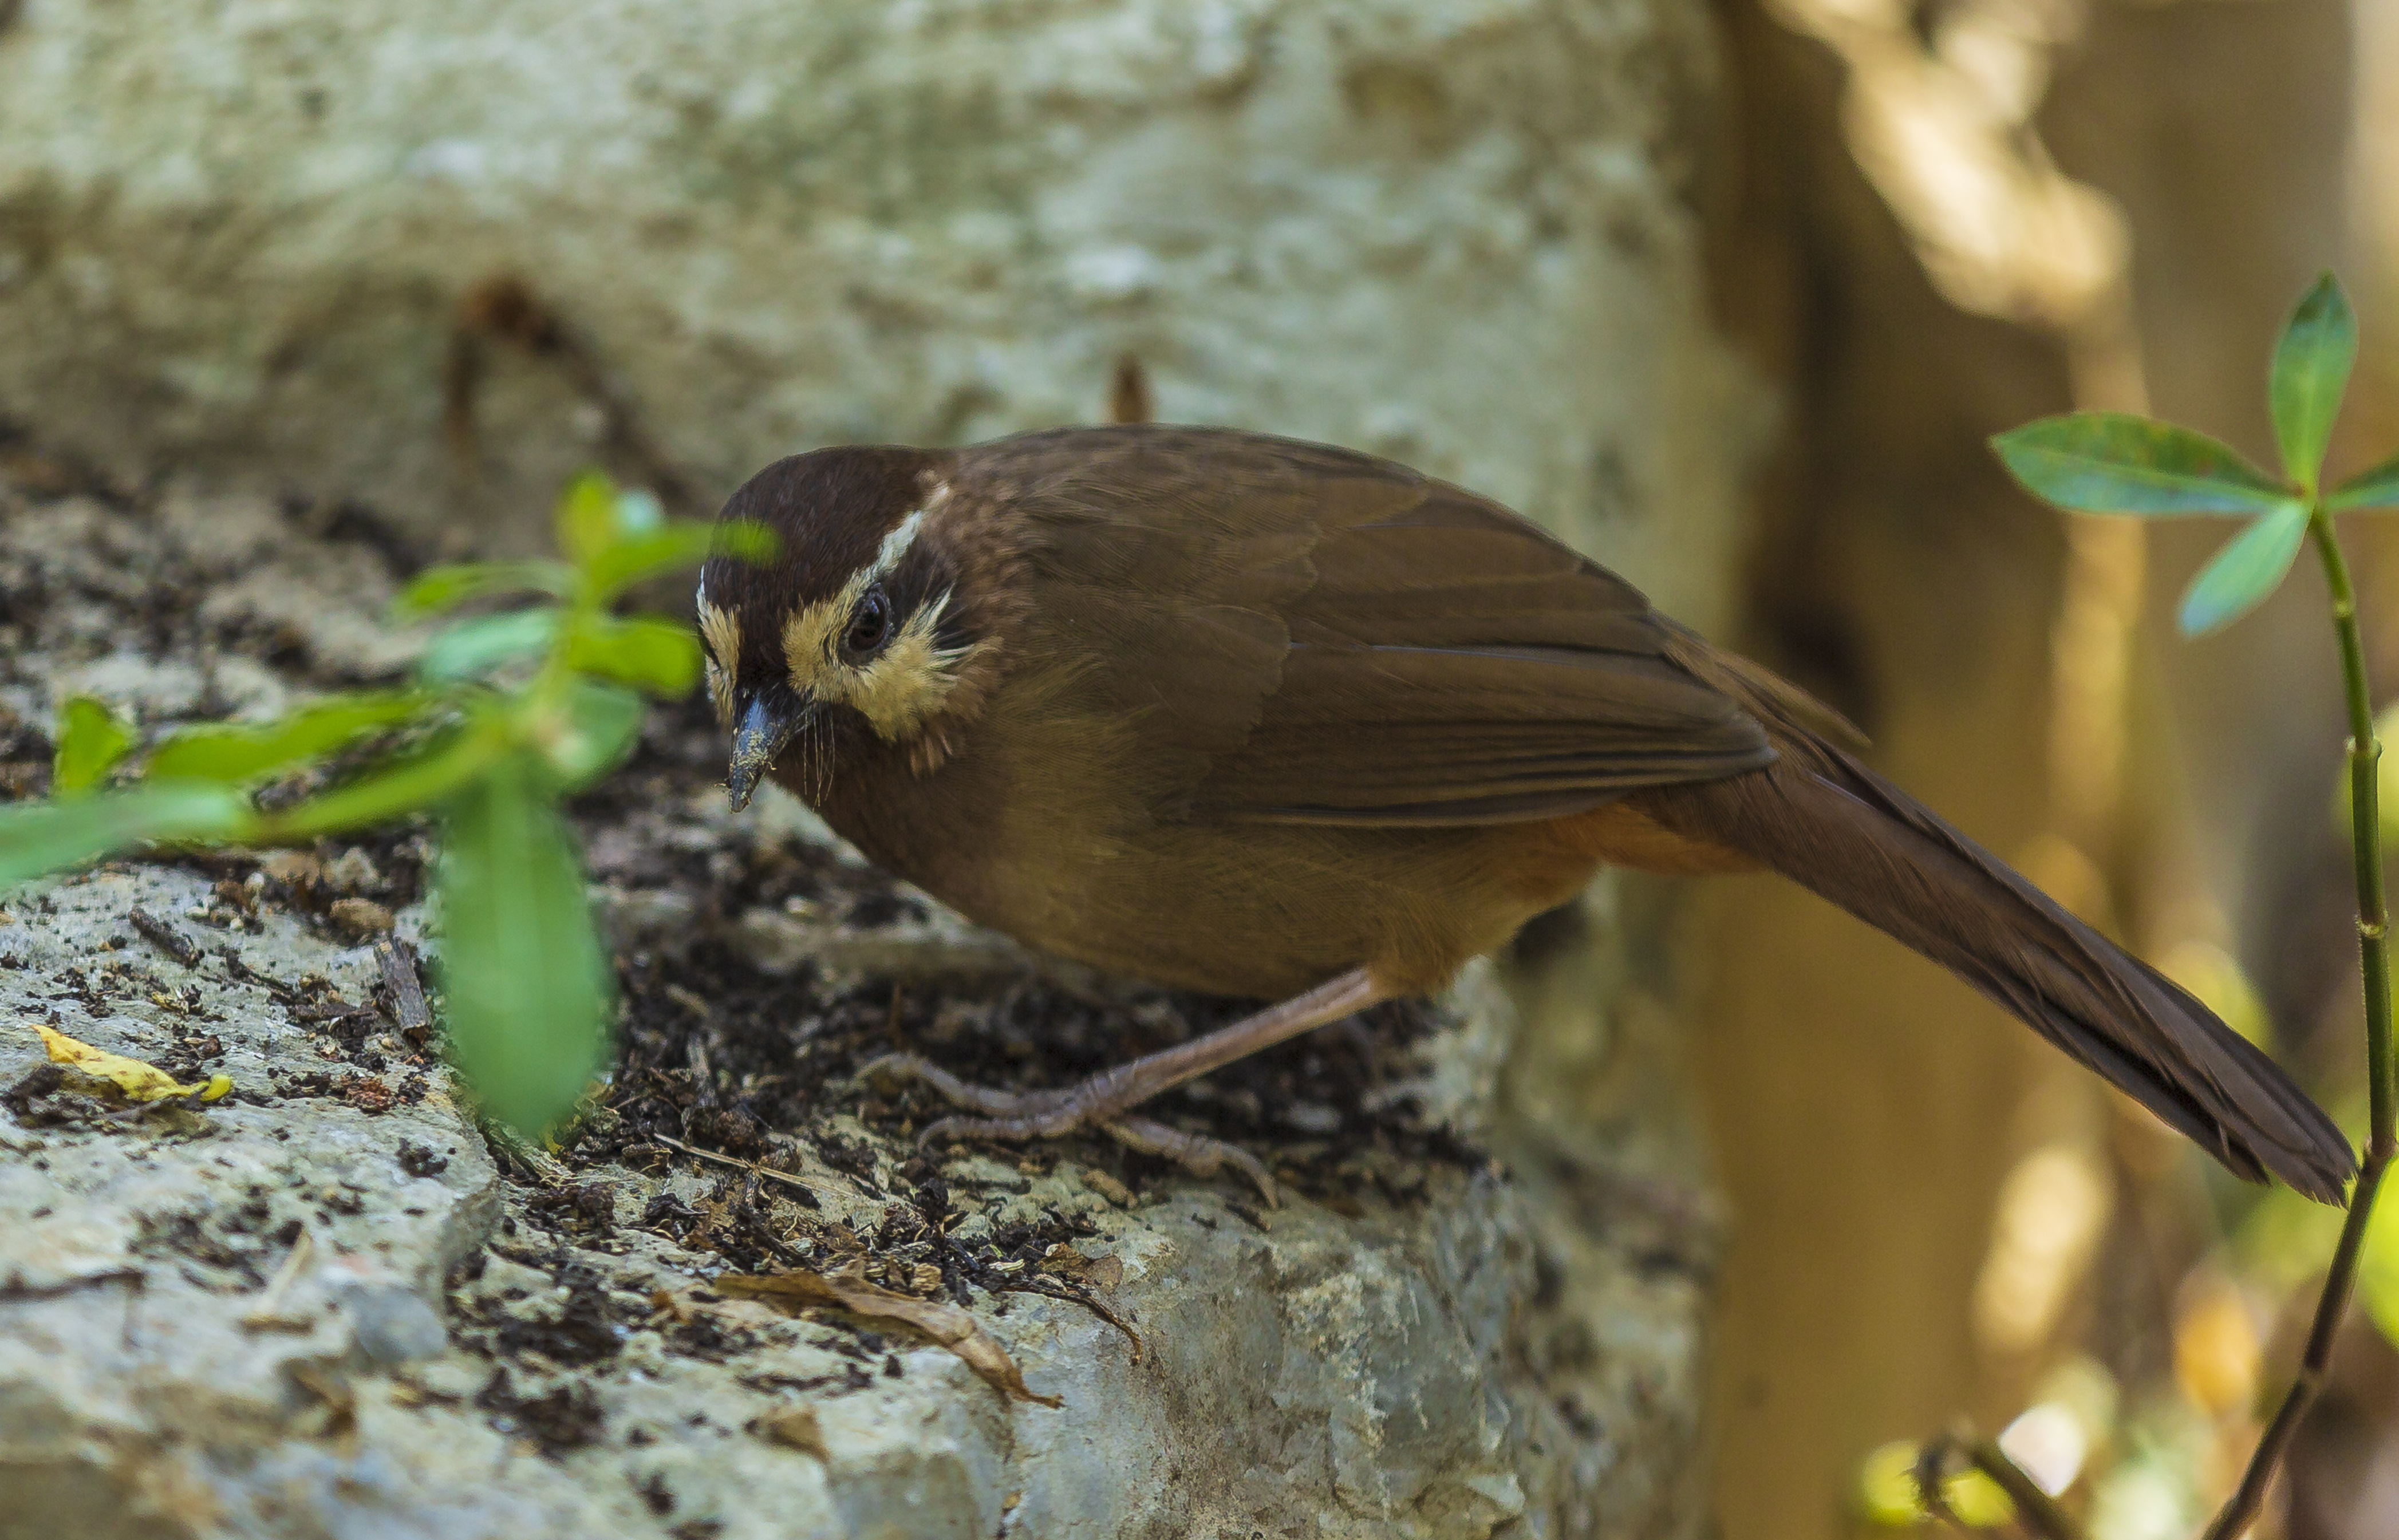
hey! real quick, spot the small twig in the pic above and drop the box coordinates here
[991,1273,1145,1361]
[653,1132,852,1201]
[1912,1439,1971,1532]
[374,939,432,1037]
[0,1265,144,1301]
[215,945,299,1003]
[241,1228,317,1332]
[1964,1434,2082,1540]
[929,1222,1146,1361]
[1917,1427,2082,1540]
[480,1118,573,1187]
[2205,1147,2390,1539]
[443,275,702,517]
[127,906,202,968]
[685,1033,718,1109]
[1108,354,1154,425]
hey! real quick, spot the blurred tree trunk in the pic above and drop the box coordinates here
[1694,1,2353,1533]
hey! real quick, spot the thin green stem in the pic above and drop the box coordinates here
[2202,507,2391,1540]
[2314,509,2397,1155]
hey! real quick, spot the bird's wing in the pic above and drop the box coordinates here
[957,425,1773,827]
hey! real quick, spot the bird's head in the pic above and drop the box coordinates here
[696,447,983,810]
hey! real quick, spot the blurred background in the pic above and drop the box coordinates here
[0,0,2394,1534]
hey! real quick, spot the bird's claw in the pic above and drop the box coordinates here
[865,1052,1279,1205]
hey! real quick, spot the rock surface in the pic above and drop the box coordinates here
[0,466,1719,1534]
[0,0,1764,632]
[0,860,1700,1540]
[0,3,1749,1525]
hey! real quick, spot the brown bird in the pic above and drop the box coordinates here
[696,424,2353,1203]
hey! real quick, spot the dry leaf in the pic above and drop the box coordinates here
[28,1023,231,1103]
[1038,1243,1124,1290]
[717,1262,1062,1407]
[755,1403,827,1456]
[262,851,324,886]
[327,897,395,937]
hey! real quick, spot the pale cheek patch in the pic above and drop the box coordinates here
[697,602,741,725]
[783,591,981,743]
[780,594,850,681]
[844,597,981,739]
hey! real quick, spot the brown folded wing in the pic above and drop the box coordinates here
[965,425,1773,827]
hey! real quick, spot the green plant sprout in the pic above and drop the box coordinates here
[1889,274,2397,1538]
[0,474,772,1135]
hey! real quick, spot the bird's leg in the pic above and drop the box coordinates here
[866,969,1388,1203]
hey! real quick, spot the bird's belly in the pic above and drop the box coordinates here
[921,818,1601,1000]
[808,716,1604,1000]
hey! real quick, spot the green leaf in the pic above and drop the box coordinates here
[583,519,778,603]
[2269,273,2358,494]
[2177,501,2311,635]
[52,697,135,796]
[555,471,624,568]
[542,682,647,792]
[565,615,703,696]
[392,560,574,620]
[144,691,429,785]
[416,608,561,682]
[433,754,611,1135]
[1992,413,2291,516]
[2326,452,2399,514]
[252,722,505,842]
[614,487,665,535]
[0,784,250,893]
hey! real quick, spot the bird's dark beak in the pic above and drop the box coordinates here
[727,694,812,812]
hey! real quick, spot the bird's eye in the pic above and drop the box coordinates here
[842,590,894,659]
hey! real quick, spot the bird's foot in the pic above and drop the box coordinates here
[863,1052,1280,1203]
[860,970,1388,1209]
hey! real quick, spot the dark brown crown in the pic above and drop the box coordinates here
[699,445,946,678]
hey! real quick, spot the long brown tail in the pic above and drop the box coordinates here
[1633,638,2356,1203]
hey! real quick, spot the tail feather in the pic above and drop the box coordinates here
[1631,705,2355,1203]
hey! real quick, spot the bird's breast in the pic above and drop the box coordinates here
[800,708,1599,1000]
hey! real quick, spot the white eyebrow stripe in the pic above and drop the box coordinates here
[779,507,936,670]
[867,509,926,583]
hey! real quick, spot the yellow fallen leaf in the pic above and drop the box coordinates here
[717,1261,1062,1407]
[28,1023,231,1103]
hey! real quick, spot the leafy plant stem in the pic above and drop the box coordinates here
[2315,507,2397,1157]
[2202,506,2393,1540]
